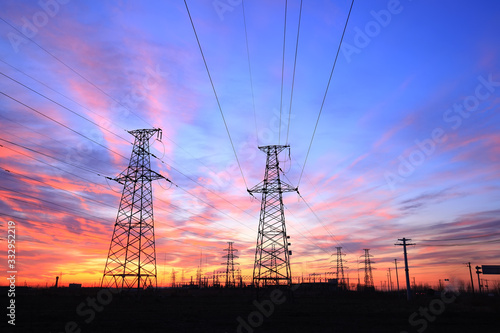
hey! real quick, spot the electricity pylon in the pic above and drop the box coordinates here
[361,249,374,288]
[221,242,239,287]
[101,128,169,289]
[248,145,297,287]
[335,247,348,287]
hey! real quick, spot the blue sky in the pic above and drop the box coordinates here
[0,0,499,288]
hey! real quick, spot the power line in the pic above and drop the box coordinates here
[152,187,255,242]
[0,212,226,254]
[297,192,351,254]
[1,159,249,246]
[0,57,221,180]
[278,0,288,145]
[0,137,113,177]
[0,70,133,145]
[147,150,257,224]
[0,113,110,169]
[0,212,112,244]
[286,0,303,145]
[280,169,348,254]
[0,92,129,161]
[1,136,254,239]
[1,57,237,204]
[0,15,154,128]
[241,0,259,146]
[153,152,352,261]
[4,130,347,261]
[419,239,500,247]
[2,164,247,245]
[418,232,500,242]
[183,0,248,190]
[0,23,259,232]
[281,203,336,258]
[0,118,258,245]
[297,0,354,187]
[0,167,116,210]
[0,58,130,135]
[0,141,110,188]
[0,185,111,224]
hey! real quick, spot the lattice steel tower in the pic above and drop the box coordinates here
[362,249,374,288]
[101,128,169,289]
[335,247,347,286]
[222,242,239,287]
[248,145,297,287]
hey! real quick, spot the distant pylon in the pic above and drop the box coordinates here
[101,128,170,289]
[361,249,374,288]
[335,247,347,286]
[248,145,297,287]
[196,252,203,287]
[221,242,239,287]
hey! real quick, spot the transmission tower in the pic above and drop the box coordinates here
[248,145,297,287]
[361,249,374,288]
[334,247,347,286]
[101,128,169,289]
[195,251,205,287]
[221,242,239,287]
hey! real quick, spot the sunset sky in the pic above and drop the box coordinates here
[1,0,499,289]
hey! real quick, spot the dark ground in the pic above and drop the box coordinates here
[1,286,499,333]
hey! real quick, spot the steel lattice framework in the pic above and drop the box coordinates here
[101,128,168,290]
[335,246,347,286]
[362,249,374,288]
[248,145,297,287]
[222,242,239,288]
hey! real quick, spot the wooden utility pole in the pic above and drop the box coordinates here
[465,262,474,295]
[395,238,415,301]
[394,259,400,291]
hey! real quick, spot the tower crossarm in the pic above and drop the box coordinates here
[113,169,170,184]
[248,181,297,194]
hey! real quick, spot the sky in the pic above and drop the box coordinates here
[0,0,499,290]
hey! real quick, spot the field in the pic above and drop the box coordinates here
[2,286,499,333]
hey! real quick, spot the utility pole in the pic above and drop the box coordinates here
[394,259,400,292]
[388,268,392,292]
[357,260,361,288]
[395,238,415,301]
[102,128,169,290]
[248,145,297,287]
[475,266,482,294]
[465,262,475,295]
[222,242,239,287]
